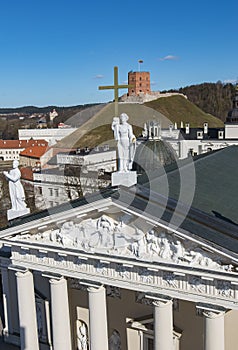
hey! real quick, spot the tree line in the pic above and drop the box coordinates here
[164,82,236,121]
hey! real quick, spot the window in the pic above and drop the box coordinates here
[218,131,224,139]
[197,131,203,139]
[49,188,53,196]
[55,189,59,197]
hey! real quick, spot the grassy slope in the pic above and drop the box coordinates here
[144,95,224,128]
[55,96,224,149]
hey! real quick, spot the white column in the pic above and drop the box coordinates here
[153,299,173,350]
[88,285,109,350]
[203,310,225,350]
[1,267,13,336]
[49,277,72,350]
[15,270,39,350]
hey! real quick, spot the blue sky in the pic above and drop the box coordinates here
[0,0,237,107]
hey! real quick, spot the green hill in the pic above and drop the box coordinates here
[166,82,236,121]
[144,95,223,128]
[55,96,223,149]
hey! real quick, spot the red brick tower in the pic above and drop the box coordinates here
[128,71,151,96]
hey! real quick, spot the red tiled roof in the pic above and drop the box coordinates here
[0,139,48,149]
[20,145,48,158]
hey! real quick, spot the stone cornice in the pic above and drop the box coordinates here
[8,244,238,310]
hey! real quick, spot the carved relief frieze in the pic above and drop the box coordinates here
[162,272,179,288]
[189,276,206,294]
[138,268,154,284]
[10,242,238,308]
[216,280,234,298]
[95,262,108,276]
[12,214,237,273]
[116,265,131,280]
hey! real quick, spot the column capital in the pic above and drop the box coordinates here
[145,294,173,308]
[203,310,226,319]
[49,276,66,285]
[87,284,105,293]
[196,303,227,319]
[15,269,32,279]
[75,279,104,292]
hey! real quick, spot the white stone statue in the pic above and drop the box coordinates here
[112,113,136,172]
[77,321,88,350]
[3,160,30,219]
[109,329,121,350]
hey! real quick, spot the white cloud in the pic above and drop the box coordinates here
[160,55,179,61]
[151,81,157,86]
[94,74,104,79]
[223,79,237,84]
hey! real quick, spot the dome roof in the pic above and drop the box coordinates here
[133,139,178,174]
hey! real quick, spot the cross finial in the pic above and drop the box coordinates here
[98,66,134,117]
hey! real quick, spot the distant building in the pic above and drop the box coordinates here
[56,146,117,173]
[19,145,49,168]
[138,86,238,159]
[128,71,151,96]
[0,139,48,161]
[33,167,111,209]
[18,127,77,145]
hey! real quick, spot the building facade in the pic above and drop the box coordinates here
[18,128,77,146]
[0,185,238,350]
[0,140,48,162]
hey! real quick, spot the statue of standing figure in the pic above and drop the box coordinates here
[112,113,136,172]
[3,160,30,220]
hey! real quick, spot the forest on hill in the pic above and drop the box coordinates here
[165,82,236,122]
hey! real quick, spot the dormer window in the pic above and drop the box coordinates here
[218,130,224,139]
[197,131,203,139]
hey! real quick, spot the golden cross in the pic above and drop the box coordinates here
[98,66,134,117]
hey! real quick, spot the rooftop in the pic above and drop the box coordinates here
[20,145,49,158]
[0,139,48,149]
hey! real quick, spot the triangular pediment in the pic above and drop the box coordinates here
[1,197,237,274]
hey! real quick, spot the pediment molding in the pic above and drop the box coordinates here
[6,212,238,274]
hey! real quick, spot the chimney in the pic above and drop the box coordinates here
[185,123,190,134]
[204,122,208,134]
[180,121,184,128]
[174,122,177,130]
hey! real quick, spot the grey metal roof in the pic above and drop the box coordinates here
[142,145,238,225]
[179,127,224,140]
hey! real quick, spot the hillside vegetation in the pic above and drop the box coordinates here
[166,82,236,121]
[144,95,223,127]
[56,96,223,149]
